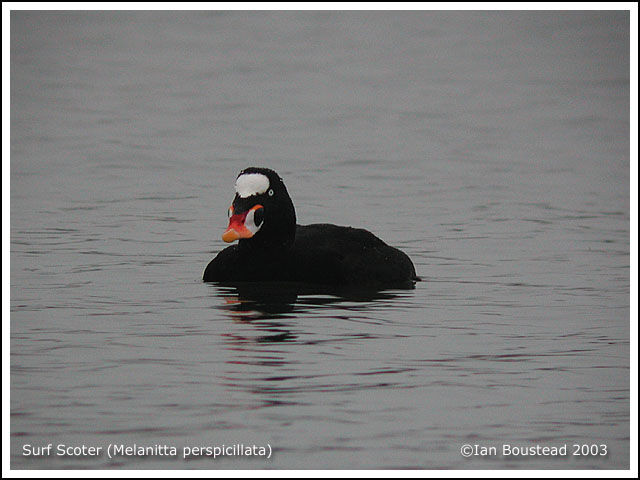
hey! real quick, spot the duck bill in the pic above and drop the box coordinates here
[222,213,254,243]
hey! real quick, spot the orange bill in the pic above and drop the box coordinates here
[222,212,253,242]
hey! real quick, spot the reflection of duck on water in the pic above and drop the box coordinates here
[204,168,419,289]
[215,282,407,315]
[212,281,407,343]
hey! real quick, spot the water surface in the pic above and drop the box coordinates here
[10,11,630,469]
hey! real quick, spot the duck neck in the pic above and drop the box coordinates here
[238,230,294,255]
[238,211,296,255]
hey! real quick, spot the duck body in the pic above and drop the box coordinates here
[204,223,418,288]
[203,168,419,289]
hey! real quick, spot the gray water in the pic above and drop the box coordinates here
[10,11,630,470]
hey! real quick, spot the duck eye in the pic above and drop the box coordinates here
[268,189,274,197]
[253,206,264,227]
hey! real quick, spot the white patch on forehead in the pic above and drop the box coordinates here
[235,173,270,198]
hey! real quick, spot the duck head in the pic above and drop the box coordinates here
[222,167,296,250]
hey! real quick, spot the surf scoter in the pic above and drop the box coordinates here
[203,167,419,289]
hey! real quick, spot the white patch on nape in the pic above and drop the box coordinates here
[235,173,270,198]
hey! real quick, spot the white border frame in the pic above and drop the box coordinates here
[3,2,637,478]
